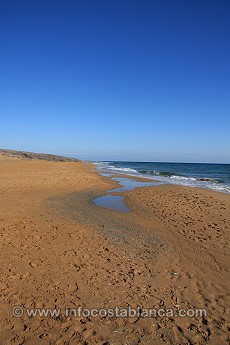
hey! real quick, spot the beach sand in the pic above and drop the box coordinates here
[0,155,229,344]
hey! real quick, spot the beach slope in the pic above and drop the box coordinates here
[0,154,229,344]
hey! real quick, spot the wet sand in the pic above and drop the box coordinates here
[0,155,229,344]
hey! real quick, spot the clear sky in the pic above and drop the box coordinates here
[0,0,230,163]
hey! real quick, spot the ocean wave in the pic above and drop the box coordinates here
[164,175,223,184]
[107,166,138,174]
[152,174,230,193]
[158,171,177,177]
[96,161,230,194]
[170,175,197,181]
[139,170,224,183]
[197,177,224,183]
[139,170,176,177]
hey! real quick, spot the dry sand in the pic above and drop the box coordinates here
[0,155,229,344]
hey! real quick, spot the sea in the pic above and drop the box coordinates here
[95,161,230,194]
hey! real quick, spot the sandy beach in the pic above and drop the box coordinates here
[0,154,229,345]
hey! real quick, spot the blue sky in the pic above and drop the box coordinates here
[0,0,230,162]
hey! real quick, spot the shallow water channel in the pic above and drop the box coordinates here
[93,175,161,212]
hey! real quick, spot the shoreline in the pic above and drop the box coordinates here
[96,161,230,195]
[0,155,229,344]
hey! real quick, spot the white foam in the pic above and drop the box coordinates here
[107,167,138,173]
[170,175,197,181]
[151,174,230,194]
